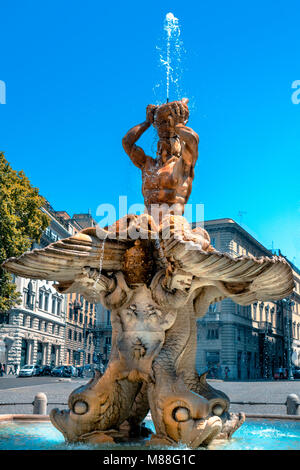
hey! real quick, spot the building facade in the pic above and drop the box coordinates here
[0,202,76,370]
[0,204,114,372]
[95,304,112,369]
[193,218,300,380]
[62,212,111,370]
[65,292,97,367]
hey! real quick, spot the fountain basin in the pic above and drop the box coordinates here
[0,415,300,450]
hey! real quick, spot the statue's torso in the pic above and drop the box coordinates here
[142,154,193,211]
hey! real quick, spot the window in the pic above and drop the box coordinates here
[0,313,9,324]
[39,290,43,309]
[57,299,61,315]
[44,294,49,311]
[23,314,27,327]
[207,329,219,340]
[44,322,48,332]
[30,317,34,329]
[74,331,77,341]
[252,304,257,321]
[79,333,82,342]
[25,281,34,310]
[52,297,56,314]
[68,329,72,340]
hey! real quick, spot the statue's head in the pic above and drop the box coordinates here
[153,98,189,139]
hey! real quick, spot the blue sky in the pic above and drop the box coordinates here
[1,0,299,265]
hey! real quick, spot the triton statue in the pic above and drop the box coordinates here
[2,99,294,448]
[122,98,198,219]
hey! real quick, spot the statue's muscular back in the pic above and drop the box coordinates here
[122,99,199,216]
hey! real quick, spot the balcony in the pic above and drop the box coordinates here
[259,321,273,334]
[202,313,220,323]
[98,323,112,332]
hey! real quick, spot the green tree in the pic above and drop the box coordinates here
[0,152,50,312]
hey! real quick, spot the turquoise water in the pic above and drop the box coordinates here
[0,419,300,450]
[220,419,300,451]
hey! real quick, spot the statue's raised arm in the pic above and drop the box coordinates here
[122,99,199,217]
[122,105,156,169]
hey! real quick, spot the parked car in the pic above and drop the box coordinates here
[69,365,78,377]
[273,367,288,380]
[18,364,40,377]
[51,366,67,377]
[51,365,73,377]
[292,366,300,379]
[37,365,53,376]
[82,364,95,378]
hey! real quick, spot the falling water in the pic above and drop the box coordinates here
[94,232,108,287]
[155,12,185,103]
[98,234,107,274]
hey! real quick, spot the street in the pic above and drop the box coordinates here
[0,375,86,414]
[0,376,299,416]
[0,375,70,390]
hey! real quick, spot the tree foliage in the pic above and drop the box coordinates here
[0,152,50,312]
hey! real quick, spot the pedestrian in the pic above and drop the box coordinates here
[224,366,230,380]
[8,365,14,375]
[14,363,18,375]
[0,363,2,377]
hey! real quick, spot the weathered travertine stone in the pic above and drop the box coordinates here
[2,100,294,448]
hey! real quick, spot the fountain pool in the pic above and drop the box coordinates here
[0,418,299,450]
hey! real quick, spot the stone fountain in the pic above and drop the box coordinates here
[2,99,294,448]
